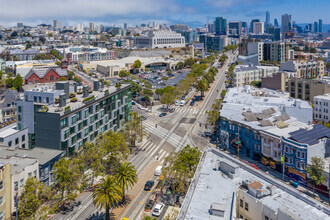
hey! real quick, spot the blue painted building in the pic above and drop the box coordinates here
[219,118,262,161]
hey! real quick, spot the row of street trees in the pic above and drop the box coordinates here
[17,112,144,220]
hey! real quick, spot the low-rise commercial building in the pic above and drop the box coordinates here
[179,148,329,220]
[0,156,39,214]
[0,146,62,186]
[17,81,132,155]
[287,77,330,102]
[59,47,115,63]
[133,31,185,48]
[280,60,325,79]
[233,65,279,87]
[261,72,287,92]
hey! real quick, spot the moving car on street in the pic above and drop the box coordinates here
[159,113,167,117]
[144,180,155,191]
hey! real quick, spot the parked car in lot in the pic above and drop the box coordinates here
[159,113,167,117]
[152,203,165,217]
[144,181,155,191]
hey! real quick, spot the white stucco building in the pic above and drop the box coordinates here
[233,65,279,87]
[133,31,185,48]
[314,93,330,122]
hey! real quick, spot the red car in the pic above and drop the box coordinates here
[250,164,259,170]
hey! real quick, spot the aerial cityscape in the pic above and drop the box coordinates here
[0,0,330,220]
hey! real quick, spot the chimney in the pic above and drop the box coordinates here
[59,93,66,107]
[83,86,89,98]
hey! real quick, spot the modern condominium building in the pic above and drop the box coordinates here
[280,60,325,79]
[16,81,132,155]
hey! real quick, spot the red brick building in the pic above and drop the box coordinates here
[25,68,69,84]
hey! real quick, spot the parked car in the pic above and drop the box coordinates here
[181,95,186,100]
[141,116,147,121]
[169,108,175,113]
[180,100,186,106]
[152,203,165,217]
[190,100,195,106]
[132,101,136,105]
[159,113,167,117]
[144,181,155,191]
[175,100,180,106]
[145,199,155,211]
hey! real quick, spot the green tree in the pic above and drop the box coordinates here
[13,74,23,91]
[143,217,157,220]
[53,158,80,202]
[306,157,326,190]
[196,78,208,98]
[68,71,75,80]
[177,61,184,69]
[160,92,175,109]
[142,88,154,96]
[18,177,42,219]
[73,76,82,84]
[118,70,131,79]
[59,76,66,81]
[184,57,195,67]
[124,112,146,148]
[133,60,142,69]
[220,90,226,98]
[50,49,62,60]
[162,76,169,81]
[98,131,129,172]
[93,175,122,220]
[131,81,142,94]
[250,81,262,88]
[25,42,32,50]
[0,71,3,80]
[113,162,138,203]
[163,145,202,194]
[5,78,14,88]
[32,53,52,60]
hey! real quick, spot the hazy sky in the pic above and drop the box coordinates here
[0,0,329,27]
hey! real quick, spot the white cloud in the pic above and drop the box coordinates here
[0,0,179,20]
[206,0,264,7]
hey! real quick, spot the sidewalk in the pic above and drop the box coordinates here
[113,160,161,220]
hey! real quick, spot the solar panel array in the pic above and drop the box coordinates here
[289,124,330,145]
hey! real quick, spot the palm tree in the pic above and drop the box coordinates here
[92,175,122,220]
[196,78,209,98]
[113,162,138,203]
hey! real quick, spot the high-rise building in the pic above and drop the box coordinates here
[253,22,264,34]
[215,17,227,35]
[267,26,281,41]
[76,24,84,32]
[274,18,278,27]
[281,14,292,36]
[242,22,248,35]
[319,19,323,33]
[53,20,62,29]
[314,22,318,33]
[89,22,95,32]
[265,11,270,29]
[228,21,242,36]
[250,19,260,33]
[124,23,127,29]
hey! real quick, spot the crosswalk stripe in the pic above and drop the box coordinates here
[158,150,167,160]
[141,142,152,150]
[139,141,149,149]
[158,149,164,155]
[149,143,160,156]
[146,143,156,153]
[160,153,169,164]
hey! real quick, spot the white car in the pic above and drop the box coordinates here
[180,100,186,106]
[152,203,165,217]
[175,100,180,106]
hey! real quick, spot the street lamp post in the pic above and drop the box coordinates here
[15,193,19,220]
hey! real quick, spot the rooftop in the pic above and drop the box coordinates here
[179,148,329,220]
[314,93,330,101]
[0,145,63,165]
[0,156,38,175]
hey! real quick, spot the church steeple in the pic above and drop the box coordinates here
[61,48,68,70]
